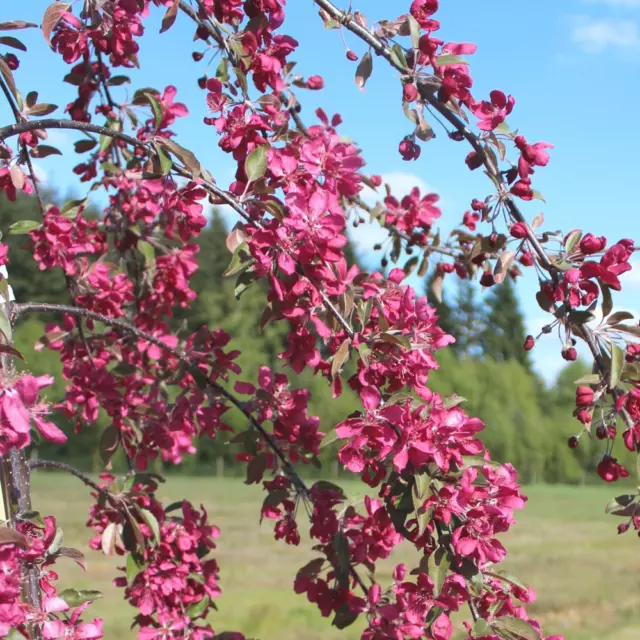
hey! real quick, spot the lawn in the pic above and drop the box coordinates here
[30,474,640,639]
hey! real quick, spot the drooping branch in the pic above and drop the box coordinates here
[310,0,635,432]
[14,301,369,593]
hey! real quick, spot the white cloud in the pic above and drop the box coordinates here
[620,259,640,289]
[31,162,48,185]
[569,15,640,52]
[584,0,640,7]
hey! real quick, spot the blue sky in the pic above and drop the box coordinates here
[3,0,640,382]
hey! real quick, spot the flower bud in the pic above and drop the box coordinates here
[403,83,419,102]
[346,50,359,61]
[307,75,324,90]
[524,335,535,351]
[568,436,579,449]
[580,233,607,255]
[562,347,577,361]
[576,386,594,407]
[510,222,528,239]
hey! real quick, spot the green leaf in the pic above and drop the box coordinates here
[443,394,467,409]
[610,343,625,389]
[564,230,582,254]
[126,553,146,584]
[58,589,102,608]
[491,615,541,640]
[153,143,173,176]
[471,619,492,638]
[138,240,155,267]
[234,268,255,299]
[107,75,131,86]
[389,44,408,69]
[311,481,347,500]
[435,54,468,66]
[332,531,350,589]
[60,198,86,218]
[574,374,601,385]
[245,145,268,183]
[154,137,202,179]
[606,311,635,325]
[8,219,39,235]
[0,309,11,342]
[223,242,252,278]
[604,494,637,516]
[98,119,121,154]
[408,15,421,49]
[427,546,450,596]
[143,92,163,128]
[139,509,161,544]
[355,51,373,91]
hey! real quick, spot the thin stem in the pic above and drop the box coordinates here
[28,460,104,496]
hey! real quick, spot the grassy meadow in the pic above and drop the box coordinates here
[31,474,640,640]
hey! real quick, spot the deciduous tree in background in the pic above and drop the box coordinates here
[0,1,637,639]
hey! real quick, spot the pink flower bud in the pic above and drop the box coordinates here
[576,408,592,424]
[568,436,579,449]
[524,335,535,351]
[307,75,324,90]
[510,222,528,239]
[576,386,594,407]
[562,347,577,361]
[580,233,607,255]
[398,138,421,161]
[346,50,359,61]
[403,83,419,102]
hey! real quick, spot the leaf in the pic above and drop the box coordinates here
[0,59,17,98]
[0,36,26,51]
[604,494,637,516]
[58,589,102,609]
[332,531,350,589]
[331,338,351,379]
[234,268,255,299]
[187,595,209,619]
[139,509,161,544]
[0,528,28,547]
[564,230,582,254]
[493,250,516,284]
[57,546,87,571]
[574,373,601,385]
[389,44,408,69]
[48,526,64,556]
[107,75,131,86]
[99,425,119,466]
[27,103,58,116]
[154,137,201,178]
[152,143,173,176]
[599,279,613,318]
[606,311,635,325]
[30,144,61,158]
[472,619,492,638]
[0,21,38,31]
[245,145,268,183]
[74,139,97,153]
[435,54,468,66]
[143,92,163,128]
[443,394,467,409]
[491,615,541,640]
[531,213,544,230]
[101,522,117,556]
[98,120,121,154]
[355,50,373,91]
[126,552,146,583]
[0,345,24,361]
[332,602,359,630]
[408,15,421,48]
[8,219,40,235]
[431,272,444,303]
[610,342,625,389]
[311,481,347,500]
[610,323,640,339]
[0,309,11,342]
[427,546,450,596]
[160,0,179,33]
[223,241,252,277]
[42,2,71,45]
[138,240,155,267]
[381,332,411,350]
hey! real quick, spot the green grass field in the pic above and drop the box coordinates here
[30,474,640,640]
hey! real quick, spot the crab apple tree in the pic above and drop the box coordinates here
[0,0,635,639]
